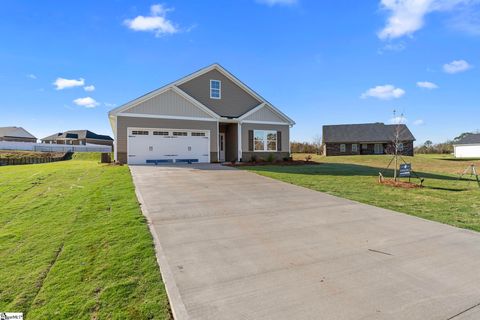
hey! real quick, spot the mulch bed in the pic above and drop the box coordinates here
[379,179,422,189]
[223,160,320,167]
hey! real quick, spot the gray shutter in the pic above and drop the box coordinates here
[248,130,254,151]
[277,131,282,151]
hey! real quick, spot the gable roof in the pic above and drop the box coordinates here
[108,63,295,125]
[0,126,36,139]
[323,123,415,143]
[454,133,480,145]
[42,130,113,141]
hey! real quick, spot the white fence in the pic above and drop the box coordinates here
[0,141,112,153]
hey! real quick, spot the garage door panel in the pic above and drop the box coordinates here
[127,129,210,164]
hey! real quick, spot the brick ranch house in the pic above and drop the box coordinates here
[322,123,415,156]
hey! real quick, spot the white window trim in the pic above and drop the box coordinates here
[340,144,346,152]
[352,144,358,152]
[253,130,278,152]
[210,80,221,99]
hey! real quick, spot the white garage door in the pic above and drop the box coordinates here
[127,128,210,165]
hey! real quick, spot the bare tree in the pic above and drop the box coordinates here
[312,134,323,155]
[391,110,406,181]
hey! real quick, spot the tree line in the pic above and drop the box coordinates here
[414,132,474,154]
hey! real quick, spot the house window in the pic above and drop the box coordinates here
[132,130,148,135]
[352,144,358,152]
[210,80,221,99]
[173,131,187,136]
[191,132,206,136]
[374,143,384,154]
[397,143,404,151]
[340,144,346,152]
[362,144,367,150]
[254,130,277,151]
[153,131,168,136]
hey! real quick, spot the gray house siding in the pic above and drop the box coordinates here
[178,69,261,118]
[243,106,286,123]
[124,89,213,118]
[116,116,218,163]
[241,123,290,161]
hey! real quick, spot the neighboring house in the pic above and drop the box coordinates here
[41,130,114,147]
[108,64,295,164]
[453,133,480,158]
[0,126,37,143]
[323,123,415,156]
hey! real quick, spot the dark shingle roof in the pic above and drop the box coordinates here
[42,130,113,141]
[0,126,36,139]
[323,123,415,143]
[455,133,480,145]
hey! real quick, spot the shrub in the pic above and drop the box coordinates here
[250,155,257,163]
[267,153,275,163]
[283,156,291,162]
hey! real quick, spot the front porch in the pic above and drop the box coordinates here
[219,123,240,162]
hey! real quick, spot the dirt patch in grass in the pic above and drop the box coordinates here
[0,150,65,159]
[379,179,423,189]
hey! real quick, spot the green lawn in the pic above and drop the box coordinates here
[0,154,170,319]
[245,154,480,232]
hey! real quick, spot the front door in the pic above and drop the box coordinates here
[219,133,225,162]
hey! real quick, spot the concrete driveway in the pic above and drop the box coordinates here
[130,164,480,320]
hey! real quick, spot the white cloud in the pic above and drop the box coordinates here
[413,119,425,125]
[417,81,438,89]
[361,84,405,100]
[390,115,408,124]
[73,97,100,108]
[256,0,298,5]
[84,85,95,92]
[27,74,37,79]
[124,4,178,37]
[53,77,85,90]
[104,102,117,107]
[378,0,475,40]
[443,59,472,73]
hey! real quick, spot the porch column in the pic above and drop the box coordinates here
[238,122,242,161]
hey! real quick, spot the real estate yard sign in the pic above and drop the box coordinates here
[399,163,411,177]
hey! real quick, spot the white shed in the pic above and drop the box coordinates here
[454,133,480,158]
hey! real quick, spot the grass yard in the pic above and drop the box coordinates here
[245,154,480,232]
[0,154,170,319]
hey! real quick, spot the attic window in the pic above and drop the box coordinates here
[210,80,221,99]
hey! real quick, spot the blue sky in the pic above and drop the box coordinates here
[1,0,479,144]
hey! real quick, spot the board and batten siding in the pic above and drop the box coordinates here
[178,69,261,118]
[124,89,213,118]
[243,106,287,123]
[116,116,218,163]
